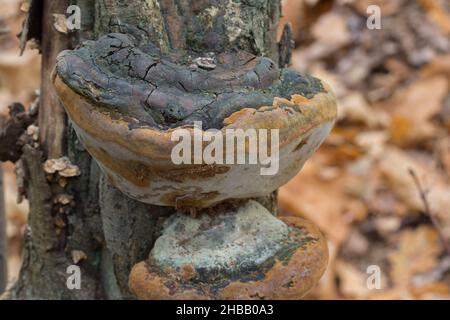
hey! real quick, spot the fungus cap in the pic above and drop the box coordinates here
[53,33,337,208]
[128,200,328,299]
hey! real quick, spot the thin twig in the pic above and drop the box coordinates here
[409,168,450,257]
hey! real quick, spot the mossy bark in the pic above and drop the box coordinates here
[8,0,284,299]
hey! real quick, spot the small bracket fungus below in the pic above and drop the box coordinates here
[129,200,328,299]
[52,33,337,299]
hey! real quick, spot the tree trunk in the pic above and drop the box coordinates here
[6,0,285,299]
[0,165,6,294]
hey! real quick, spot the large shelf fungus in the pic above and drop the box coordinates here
[52,32,336,300]
[53,33,336,208]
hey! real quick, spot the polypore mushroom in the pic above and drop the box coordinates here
[53,33,336,209]
[129,200,328,299]
[53,32,337,300]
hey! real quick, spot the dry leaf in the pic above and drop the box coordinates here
[279,150,365,244]
[410,281,450,299]
[338,93,389,128]
[379,147,450,242]
[420,54,450,79]
[377,76,449,145]
[419,0,450,35]
[354,131,389,157]
[389,114,438,146]
[348,0,405,16]
[292,12,351,69]
[335,261,372,298]
[389,225,442,288]
[312,12,351,49]
[277,0,332,43]
[389,76,448,121]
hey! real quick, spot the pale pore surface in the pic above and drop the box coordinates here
[151,200,289,271]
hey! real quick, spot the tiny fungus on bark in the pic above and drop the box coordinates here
[53,33,337,299]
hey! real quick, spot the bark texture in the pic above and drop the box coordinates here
[6,0,286,299]
[0,165,6,294]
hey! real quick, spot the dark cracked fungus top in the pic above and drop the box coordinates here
[55,33,325,130]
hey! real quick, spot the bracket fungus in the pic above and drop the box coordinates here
[53,33,337,299]
[53,33,336,208]
[129,200,328,299]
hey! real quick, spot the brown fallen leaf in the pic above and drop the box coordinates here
[311,12,351,49]
[0,50,41,101]
[335,260,372,298]
[277,0,333,43]
[376,76,449,146]
[389,76,448,121]
[419,0,450,35]
[389,225,442,288]
[279,149,366,244]
[420,54,450,79]
[348,0,405,16]
[379,146,450,244]
[389,114,438,146]
[410,281,450,299]
[292,11,351,69]
[337,93,389,128]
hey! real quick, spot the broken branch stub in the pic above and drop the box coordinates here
[53,33,337,209]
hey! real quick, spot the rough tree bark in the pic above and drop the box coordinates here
[4,0,289,299]
[0,165,6,294]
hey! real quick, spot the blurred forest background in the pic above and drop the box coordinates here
[1,0,450,299]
